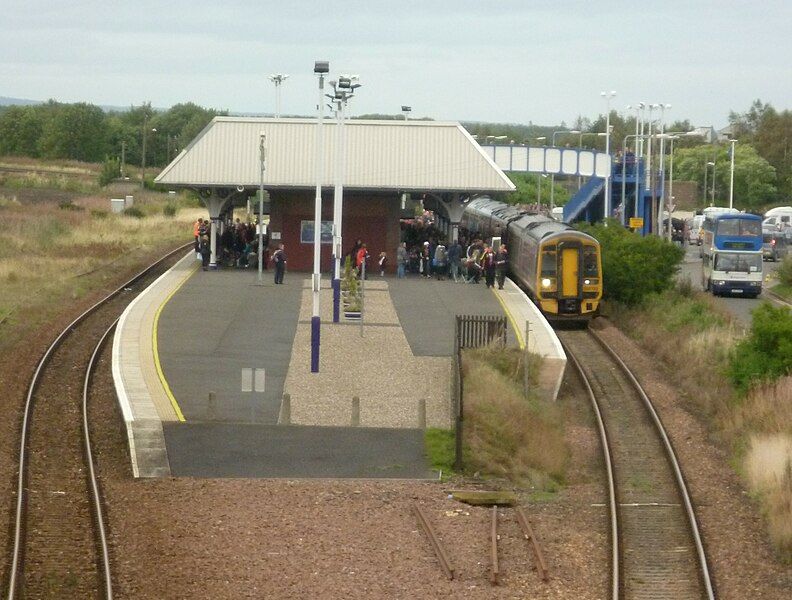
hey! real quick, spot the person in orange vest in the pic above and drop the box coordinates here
[193,218,203,258]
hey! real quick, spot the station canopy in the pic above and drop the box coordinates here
[155,117,515,194]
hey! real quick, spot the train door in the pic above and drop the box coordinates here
[559,243,579,297]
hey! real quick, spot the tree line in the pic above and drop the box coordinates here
[0,101,224,168]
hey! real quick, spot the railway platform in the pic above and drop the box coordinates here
[112,254,565,479]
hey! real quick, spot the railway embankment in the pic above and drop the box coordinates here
[604,283,792,565]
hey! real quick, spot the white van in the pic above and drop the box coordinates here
[688,214,705,245]
[763,206,792,231]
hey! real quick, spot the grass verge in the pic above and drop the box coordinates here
[459,345,566,490]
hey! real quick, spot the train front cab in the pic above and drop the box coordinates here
[537,238,601,319]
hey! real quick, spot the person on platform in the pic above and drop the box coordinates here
[378,251,388,276]
[433,243,448,280]
[448,239,462,282]
[355,243,369,278]
[199,234,211,271]
[193,218,203,259]
[495,244,509,290]
[482,245,496,288]
[272,243,287,284]
[396,242,407,278]
[420,241,431,278]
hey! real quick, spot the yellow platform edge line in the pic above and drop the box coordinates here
[152,262,199,422]
[490,287,525,350]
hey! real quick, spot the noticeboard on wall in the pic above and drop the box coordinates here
[300,220,333,244]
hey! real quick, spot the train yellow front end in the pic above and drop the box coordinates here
[535,234,602,320]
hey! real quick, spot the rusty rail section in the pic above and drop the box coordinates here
[413,504,455,581]
[490,506,499,585]
[515,507,550,582]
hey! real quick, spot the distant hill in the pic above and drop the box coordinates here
[0,96,41,106]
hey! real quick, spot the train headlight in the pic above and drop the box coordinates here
[541,278,552,288]
[584,279,591,285]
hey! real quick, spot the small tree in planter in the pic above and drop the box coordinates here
[341,256,362,318]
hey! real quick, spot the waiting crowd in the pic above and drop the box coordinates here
[192,217,508,289]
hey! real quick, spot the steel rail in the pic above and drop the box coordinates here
[490,506,499,585]
[514,506,550,584]
[6,243,191,600]
[559,338,619,599]
[589,329,716,600]
[83,321,119,599]
[413,504,454,581]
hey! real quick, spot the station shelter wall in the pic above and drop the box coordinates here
[268,190,402,273]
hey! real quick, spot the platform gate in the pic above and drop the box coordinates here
[453,315,508,469]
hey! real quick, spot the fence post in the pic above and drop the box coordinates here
[208,391,216,420]
[279,393,291,425]
[351,395,360,426]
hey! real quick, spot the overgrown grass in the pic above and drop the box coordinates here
[0,184,201,348]
[424,428,456,478]
[460,345,565,490]
[612,284,792,561]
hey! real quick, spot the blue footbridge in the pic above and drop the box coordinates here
[481,144,659,235]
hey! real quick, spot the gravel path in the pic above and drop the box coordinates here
[285,281,452,429]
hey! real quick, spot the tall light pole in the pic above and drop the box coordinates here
[601,90,616,220]
[140,112,156,189]
[268,74,289,118]
[550,129,580,211]
[645,103,658,231]
[311,61,329,374]
[711,159,717,205]
[706,161,715,206]
[621,133,645,226]
[331,75,361,323]
[401,105,411,120]
[667,135,679,242]
[728,139,737,209]
[657,103,671,237]
[258,133,267,283]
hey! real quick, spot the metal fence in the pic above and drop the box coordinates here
[453,315,508,469]
[455,315,507,350]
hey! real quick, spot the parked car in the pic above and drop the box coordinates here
[762,229,789,262]
[687,215,705,245]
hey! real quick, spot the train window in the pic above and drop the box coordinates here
[583,247,599,276]
[541,250,557,276]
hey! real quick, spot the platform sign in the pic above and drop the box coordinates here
[629,217,644,229]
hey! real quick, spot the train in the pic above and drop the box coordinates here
[460,197,603,321]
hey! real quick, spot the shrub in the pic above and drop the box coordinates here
[579,220,684,305]
[777,255,792,287]
[163,203,177,217]
[58,199,83,211]
[122,206,144,219]
[729,303,792,392]
[90,209,108,219]
[98,156,120,187]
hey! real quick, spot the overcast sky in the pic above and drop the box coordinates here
[3,1,791,127]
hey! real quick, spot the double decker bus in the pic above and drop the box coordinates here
[701,212,763,297]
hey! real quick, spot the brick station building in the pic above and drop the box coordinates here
[156,117,515,271]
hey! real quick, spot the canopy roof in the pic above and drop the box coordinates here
[155,117,515,193]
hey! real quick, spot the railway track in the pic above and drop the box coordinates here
[5,244,190,600]
[558,328,714,600]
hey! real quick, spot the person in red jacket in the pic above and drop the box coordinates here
[355,243,369,279]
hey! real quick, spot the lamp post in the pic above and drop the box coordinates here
[621,133,644,226]
[601,90,616,220]
[268,74,289,118]
[401,105,411,120]
[667,135,679,242]
[140,116,156,189]
[330,75,361,323]
[550,130,580,210]
[706,161,715,206]
[311,61,329,373]
[645,103,659,231]
[657,103,671,237]
[728,139,737,209]
[258,133,267,283]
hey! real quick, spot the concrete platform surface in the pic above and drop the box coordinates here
[164,423,436,479]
